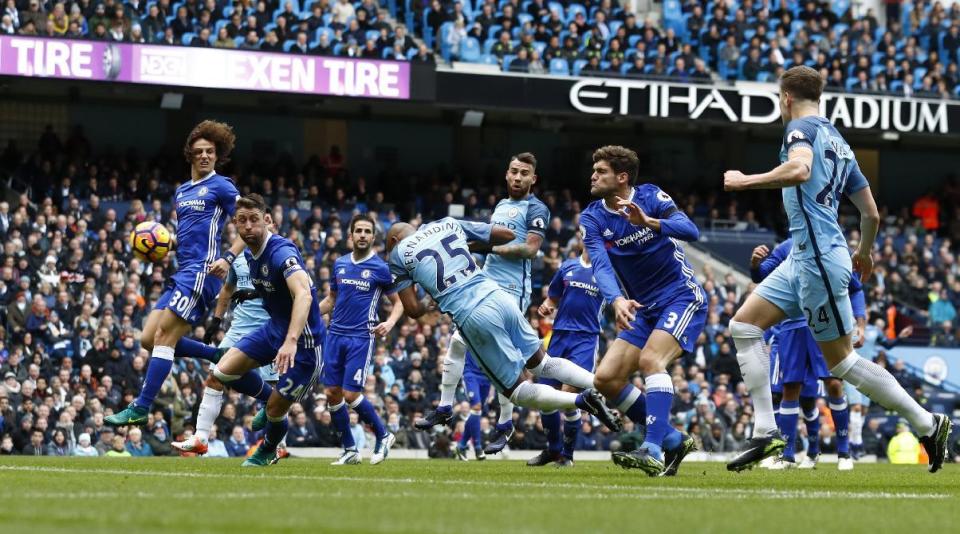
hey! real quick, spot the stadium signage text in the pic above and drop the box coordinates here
[0,35,410,100]
[568,79,951,134]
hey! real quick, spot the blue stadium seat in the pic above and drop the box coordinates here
[572,58,587,75]
[845,77,859,90]
[833,0,850,17]
[891,80,904,92]
[283,40,297,52]
[501,54,516,71]
[628,34,641,48]
[234,36,245,47]
[914,67,928,81]
[566,3,586,24]
[366,30,380,42]
[315,27,334,43]
[549,57,569,74]
[608,21,621,36]
[517,13,533,26]
[756,71,772,82]
[479,54,498,65]
[487,24,502,40]
[461,37,481,62]
[181,32,195,45]
[870,65,885,77]
[483,38,496,54]
[222,6,233,18]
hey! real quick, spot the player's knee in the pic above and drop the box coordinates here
[824,378,844,397]
[204,375,223,390]
[212,365,239,384]
[343,390,361,404]
[729,319,763,339]
[592,367,620,395]
[799,396,817,413]
[325,387,343,405]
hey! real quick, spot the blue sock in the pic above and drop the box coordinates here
[495,421,513,433]
[662,427,683,451]
[829,396,850,457]
[436,404,452,415]
[230,371,273,402]
[460,411,481,451]
[612,384,647,425]
[774,407,782,433]
[135,346,174,409]
[802,402,821,457]
[640,373,673,460]
[174,337,218,362]
[263,416,289,453]
[330,401,356,450]
[562,409,580,459]
[779,399,800,461]
[351,397,386,442]
[542,410,562,453]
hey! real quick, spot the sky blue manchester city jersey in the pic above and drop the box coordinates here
[547,257,605,335]
[780,116,869,259]
[245,233,325,348]
[483,194,549,301]
[389,217,500,326]
[329,252,396,337]
[226,254,271,328]
[173,172,238,272]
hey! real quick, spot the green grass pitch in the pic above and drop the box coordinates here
[0,457,955,533]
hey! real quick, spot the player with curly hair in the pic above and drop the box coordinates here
[107,120,254,427]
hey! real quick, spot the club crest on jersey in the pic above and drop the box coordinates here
[361,269,371,279]
[508,208,519,218]
[198,186,209,197]
[261,265,269,276]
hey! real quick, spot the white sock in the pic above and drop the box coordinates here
[849,409,864,446]
[509,382,578,412]
[439,332,466,407]
[564,409,581,422]
[497,393,514,426]
[529,354,594,390]
[194,386,223,442]
[730,320,777,436]
[831,352,935,437]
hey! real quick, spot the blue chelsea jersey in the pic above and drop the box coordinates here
[779,116,869,259]
[580,184,703,307]
[174,172,239,272]
[245,233,325,348]
[329,252,396,337]
[389,217,500,326]
[547,257,605,335]
[482,194,549,300]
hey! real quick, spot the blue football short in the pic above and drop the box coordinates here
[321,333,375,392]
[234,321,322,402]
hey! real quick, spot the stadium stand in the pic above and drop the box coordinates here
[1,0,958,97]
[0,126,958,460]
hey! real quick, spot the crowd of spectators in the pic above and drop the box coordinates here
[5,0,960,98]
[0,127,957,462]
[429,0,960,98]
[0,0,438,62]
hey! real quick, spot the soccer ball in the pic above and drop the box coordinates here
[130,222,171,263]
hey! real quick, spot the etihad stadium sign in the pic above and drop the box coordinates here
[436,70,959,135]
[568,78,953,134]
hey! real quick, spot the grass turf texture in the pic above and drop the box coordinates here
[0,457,955,533]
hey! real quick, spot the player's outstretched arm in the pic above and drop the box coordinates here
[277,270,313,374]
[373,293,404,337]
[318,289,337,316]
[396,286,433,319]
[492,232,542,259]
[489,225,516,246]
[847,186,880,283]
[204,281,236,343]
[724,146,813,191]
[209,237,247,279]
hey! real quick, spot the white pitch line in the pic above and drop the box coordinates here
[0,465,950,501]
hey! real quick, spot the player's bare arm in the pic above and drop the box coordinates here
[277,269,312,374]
[396,285,434,319]
[318,289,337,316]
[538,296,558,318]
[723,146,813,191]
[204,282,236,344]
[847,186,880,283]
[491,233,542,259]
[373,293,404,337]
[209,237,246,279]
